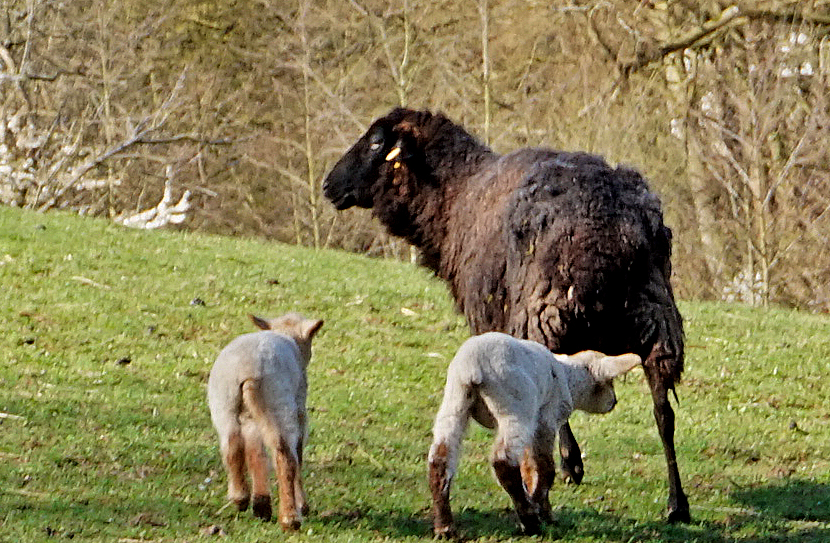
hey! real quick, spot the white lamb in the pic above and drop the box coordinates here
[207,313,323,531]
[428,332,641,537]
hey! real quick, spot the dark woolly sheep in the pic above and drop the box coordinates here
[323,108,689,524]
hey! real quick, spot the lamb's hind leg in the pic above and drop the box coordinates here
[428,383,475,539]
[241,421,272,520]
[220,425,250,511]
[492,423,540,535]
[522,423,557,523]
[271,430,303,531]
[241,380,302,529]
[429,440,457,539]
[294,409,309,517]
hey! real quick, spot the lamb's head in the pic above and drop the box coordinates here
[558,351,642,414]
[250,313,324,363]
[323,107,440,210]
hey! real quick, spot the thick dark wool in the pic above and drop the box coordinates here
[324,108,689,521]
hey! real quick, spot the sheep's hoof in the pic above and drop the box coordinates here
[251,494,272,521]
[667,506,691,524]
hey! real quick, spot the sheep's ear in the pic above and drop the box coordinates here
[301,319,324,340]
[390,120,422,158]
[595,353,641,381]
[250,314,271,331]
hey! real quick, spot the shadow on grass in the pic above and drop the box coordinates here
[315,503,830,542]
[731,479,830,522]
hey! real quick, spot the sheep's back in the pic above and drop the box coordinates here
[501,150,681,372]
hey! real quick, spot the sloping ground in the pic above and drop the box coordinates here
[0,206,828,542]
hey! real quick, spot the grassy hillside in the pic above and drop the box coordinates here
[1,206,828,542]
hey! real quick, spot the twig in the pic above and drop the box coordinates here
[70,276,110,290]
[0,411,24,420]
[214,500,233,516]
[356,443,385,470]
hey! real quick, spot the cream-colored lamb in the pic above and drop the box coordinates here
[208,313,323,531]
[428,332,641,537]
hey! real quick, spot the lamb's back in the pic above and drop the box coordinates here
[209,331,303,390]
[449,333,558,411]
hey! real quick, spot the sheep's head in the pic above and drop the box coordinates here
[323,107,434,210]
[558,351,642,414]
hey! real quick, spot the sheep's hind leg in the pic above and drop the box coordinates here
[557,422,584,484]
[643,359,690,523]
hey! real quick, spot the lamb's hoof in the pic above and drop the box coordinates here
[433,524,459,540]
[560,461,583,485]
[232,496,250,512]
[667,506,691,524]
[299,502,310,516]
[251,494,272,521]
[280,516,302,532]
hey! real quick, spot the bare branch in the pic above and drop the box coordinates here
[622,5,830,75]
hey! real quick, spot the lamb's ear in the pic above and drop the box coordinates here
[250,314,271,331]
[595,353,641,381]
[301,319,324,341]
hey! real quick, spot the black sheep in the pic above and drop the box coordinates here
[323,108,689,524]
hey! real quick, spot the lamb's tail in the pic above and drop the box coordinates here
[241,379,287,448]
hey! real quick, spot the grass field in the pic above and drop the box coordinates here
[1,205,828,542]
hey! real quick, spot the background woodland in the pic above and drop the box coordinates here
[2,0,830,310]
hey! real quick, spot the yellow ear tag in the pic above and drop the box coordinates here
[385,147,401,162]
[393,162,401,169]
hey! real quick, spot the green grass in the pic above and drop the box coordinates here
[1,205,828,542]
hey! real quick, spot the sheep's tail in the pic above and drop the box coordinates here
[635,272,685,390]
